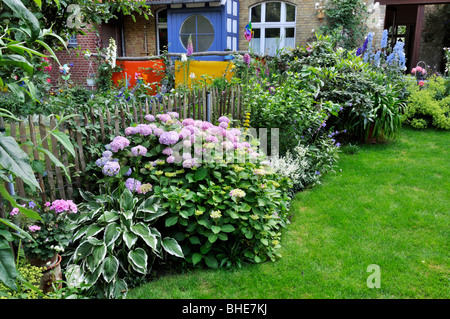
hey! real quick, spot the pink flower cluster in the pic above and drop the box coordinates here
[125,124,153,136]
[29,225,41,232]
[159,131,180,145]
[411,66,426,76]
[50,199,78,214]
[98,112,259,176]
[125,178,152,194]
[131,145,148,156]
[110,136,130,152]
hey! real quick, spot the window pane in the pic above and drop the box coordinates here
[265,28,280,38]
[264,28,280,55]
[266,2,281,22]
[285,27,295,38]
[286,4,296,22]
[158,9,167,23]
[197,15,214,34]
[285,28,295,49]
[179,15,215,52]
[180,35,195,50]
[251,5,261,22]
[250,28,261,53]
[158,28,168,53]
[180,16,196,34]
[198,35,214,51]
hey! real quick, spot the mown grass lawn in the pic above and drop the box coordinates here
[128,126,449,299]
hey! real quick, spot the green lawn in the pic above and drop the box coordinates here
[128,126,449,299]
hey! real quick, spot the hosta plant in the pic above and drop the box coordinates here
[65,187,183,299]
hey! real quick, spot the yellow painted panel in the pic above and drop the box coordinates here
[174,60,234,88]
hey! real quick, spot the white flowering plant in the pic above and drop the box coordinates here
[90,112,293,269]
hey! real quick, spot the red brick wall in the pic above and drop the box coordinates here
[48,26,101,88]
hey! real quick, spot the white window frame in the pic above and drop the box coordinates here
[156,8,168,55]
[249,1,296,55]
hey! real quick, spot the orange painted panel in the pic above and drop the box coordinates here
[112,59,165,94]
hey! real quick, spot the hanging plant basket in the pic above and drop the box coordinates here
[86,78,95,86]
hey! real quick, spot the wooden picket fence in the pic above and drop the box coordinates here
[0,84,247,207]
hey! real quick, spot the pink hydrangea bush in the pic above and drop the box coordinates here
[94,112,292,268]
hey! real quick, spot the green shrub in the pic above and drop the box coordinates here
[85,112,293,271]
[247,71,341,156]
[404,75,450,130]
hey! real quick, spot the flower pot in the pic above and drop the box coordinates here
[317,12,325,19]
[365,123,377,144]
[86,78,95,86]
[27,253,58,268]
[27,254,62,293]
[41,254,63,293]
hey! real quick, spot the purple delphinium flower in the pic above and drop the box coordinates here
[380,29,388,49]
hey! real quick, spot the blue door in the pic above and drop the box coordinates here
[168,9,223,61]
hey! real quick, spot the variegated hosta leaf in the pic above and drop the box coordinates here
[130,223,158,251]
[128,248,147,275]
[86,243,106,272]
[84,262,103,286]
[73,240,93,262]
[102,255,119,283]
[123,230,138,249]
[162,237,184,258]
[102,210,120,223]
[104,223,122,247]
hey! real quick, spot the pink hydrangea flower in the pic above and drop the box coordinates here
[102,160,120,176]
[125,178,142,192]
[136,124,152,136]
[131,145,147,156]
[110,136,130,152]
[162,147,173,156]
[182,118,195,126]
[159,131,179,145]
[145,114,155,122]
[166,156,175,163]
[218,116,230,123]
[156,114,171,122]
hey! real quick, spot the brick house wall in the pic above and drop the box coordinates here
[48,25,101,87]
[48,1,388,86]
[122,5,166,57]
